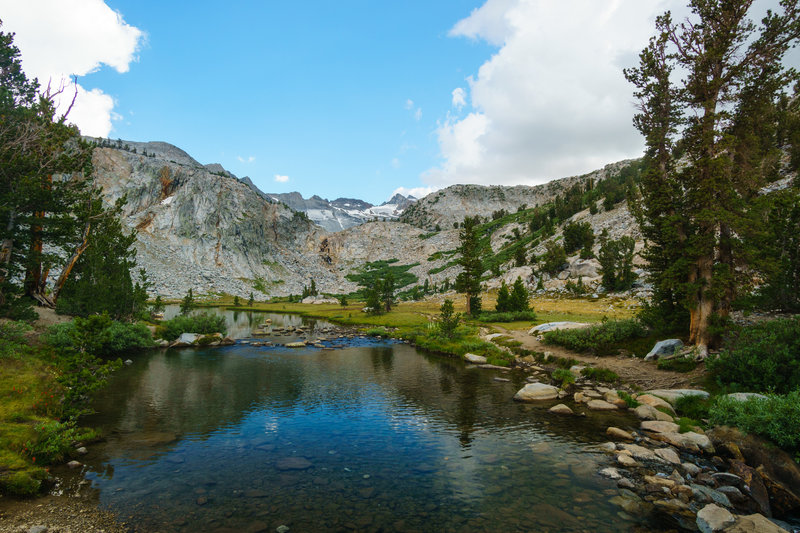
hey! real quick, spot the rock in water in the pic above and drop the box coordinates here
[548,404,573,415]
[513,383,559,401]
[696,504,735,533]
[464,353,487,364]
[275,457,313,471]
[644,339,683,361]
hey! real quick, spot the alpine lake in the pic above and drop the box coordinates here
[49,306,666,532]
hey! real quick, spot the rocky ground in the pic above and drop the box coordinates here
[0,494,128,533]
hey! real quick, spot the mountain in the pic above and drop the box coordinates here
[400,161,634,230]
[244,184,416,232]
[87,140,456,298]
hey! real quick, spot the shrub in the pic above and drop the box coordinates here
[478,310,537,323]
[657,357,698,373]
[581,366,619,383]
[155,313,227,341]
[543,318,647,355]
[617,391,640,408]
[366,327,390,337]
[44,314,154,357]
[0,321,31,358]
[552,368,575,387]
[709,392,800,451]
[706,317,800,394]
[24,421,96,464]
[674,395,710,421]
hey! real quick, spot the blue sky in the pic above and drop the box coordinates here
[3,1,795,204]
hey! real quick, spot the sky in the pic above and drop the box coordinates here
[1,0,796,204]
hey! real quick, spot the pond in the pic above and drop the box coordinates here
[61,311,659,532]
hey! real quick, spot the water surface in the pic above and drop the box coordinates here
[71,312,650,532]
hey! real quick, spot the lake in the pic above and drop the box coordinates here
[60,310,657,532]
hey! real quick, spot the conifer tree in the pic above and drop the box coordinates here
[495,280,511,312]
[455,216,483,315]
[625,1,800,353]
[509,277,530,312]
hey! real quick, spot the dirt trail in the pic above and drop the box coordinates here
[499,327,705,390]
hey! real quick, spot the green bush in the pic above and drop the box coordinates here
[155,313,227,341]
[477,310,537,323]
[657,357,698,373]
[709,392,800,451]
[617,391,640,408]
[581,366,619,383]
[552,368,575,387]
[543,318,647,355]
[366,327,391,337]
[0,321,32,358]
[706,317,800,394]
[24,421,96,464]
[44,314,154,357]
[674,395,710,421]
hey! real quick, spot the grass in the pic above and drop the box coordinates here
[657,357,698,373]
[581,366,620,383]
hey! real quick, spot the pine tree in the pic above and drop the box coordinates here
[248,292,255,307]
[455,216,483,315]
[495,280,511,312]
[509,277,530,312]
[625,1,800,353]
[180,288,195,315]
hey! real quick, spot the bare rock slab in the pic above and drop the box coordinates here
[464,353,487,364]
[644,389,709,405]
[606,427,634,440]
[587,399,618,411]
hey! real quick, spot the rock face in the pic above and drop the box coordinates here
[88,142,458,298]
[400,160,636,230]
[513,383,559,402]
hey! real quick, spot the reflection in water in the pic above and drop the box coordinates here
[78,321,648,532]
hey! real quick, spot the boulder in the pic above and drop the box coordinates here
[635,394,676,414]
[587,399,618,411]
[548,404,574,415]
[620,443,656,461]
[725,392,768,402]
[643,389,710,405]
[729,460,771,517]
[654,447,681,465]
[464,353,488,364]
[634,404,675,422]
[606,427,634,440]
[569,259,599,279]
[513,382,559,402]
[644,339,684,361]
[177,332,200,344]
[284,341,306,348]
[528,322,592,335]
[696,504,735,533]
[617,454,639,467]
[654,431,715,454]
[707,426,800,514]
[599,467,622,480]
[721,514,791,533]
[641,420,680,434]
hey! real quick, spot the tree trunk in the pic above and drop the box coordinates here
[689,252,714,357]
[52,220,91,302]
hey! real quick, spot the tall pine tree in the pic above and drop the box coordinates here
[625,1,800,354]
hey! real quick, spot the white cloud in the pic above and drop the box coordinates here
[414,108,422,121]
[424,0,675,188]
[390,158,401,169]
[237,155,256,163]
[451,87,467,110]
[405,99,415,110]
[392,186,439,200]
[0,0,144,137]
[274,174,290,183]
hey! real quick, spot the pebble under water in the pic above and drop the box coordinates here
[65,313,656,532]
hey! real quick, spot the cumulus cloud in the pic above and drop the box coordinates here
[451,87,467,110]
[274,174,290,183]
[237,155,256,163]
[424,0,674,188]
[0,0,143,137]
[392,186,439,200]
